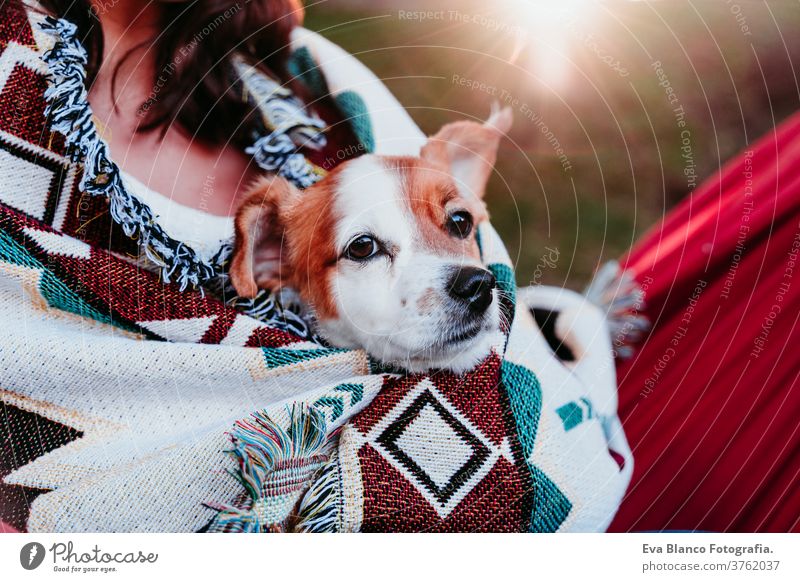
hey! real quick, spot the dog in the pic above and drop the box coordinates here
[230,107,512,373]
[229,107,622,383]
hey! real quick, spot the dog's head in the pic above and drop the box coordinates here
[230,108,512,372]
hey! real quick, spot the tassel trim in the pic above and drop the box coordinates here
[206,405,332,533]
[584,261,650,358]
[39,17,220,291]
[38,19,332,294]
[234,57,328,189]
[293,446,342,533]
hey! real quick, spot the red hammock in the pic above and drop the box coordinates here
[610,110,800,532]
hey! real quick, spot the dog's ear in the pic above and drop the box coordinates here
[230,175,300,299]
[420,105,512,199]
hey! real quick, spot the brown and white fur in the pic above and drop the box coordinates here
[230,108,513,373]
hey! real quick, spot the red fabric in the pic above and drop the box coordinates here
[610,110,800,532]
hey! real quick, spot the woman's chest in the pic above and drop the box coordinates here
[103,127,258,217]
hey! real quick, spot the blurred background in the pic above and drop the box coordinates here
[305,0,800,287]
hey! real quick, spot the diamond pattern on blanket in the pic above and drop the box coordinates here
[23,227,91,259]
[378,389,489,500]
[342,350,585,532]
[0,144,58,220]
[363,378,508,519]
[220,314,264,346]
[0,19,71,227]
[138,316,217,343]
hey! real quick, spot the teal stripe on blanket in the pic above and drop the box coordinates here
[334,91,375,154]
[260,347,349,369]
[288,47,375,154]
[487,262,516,304]
[0,229,136,332]
[501,359,572,532]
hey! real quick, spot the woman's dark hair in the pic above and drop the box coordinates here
[32,0,304,146]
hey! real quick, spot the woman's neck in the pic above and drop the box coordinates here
[88,0,163,130]
[83,0,259,217]
[90,0,161,40]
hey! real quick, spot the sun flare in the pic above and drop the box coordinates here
[511,0,600,88]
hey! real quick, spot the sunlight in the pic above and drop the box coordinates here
[510,0,600,89]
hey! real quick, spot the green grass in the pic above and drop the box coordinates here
[305,1,800,286]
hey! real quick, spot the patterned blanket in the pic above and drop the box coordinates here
[0,2,633,532]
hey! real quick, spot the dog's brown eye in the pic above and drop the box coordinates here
[446,211,473,239]
[345,235,379,261]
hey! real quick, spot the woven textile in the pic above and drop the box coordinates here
[0,2,632,532]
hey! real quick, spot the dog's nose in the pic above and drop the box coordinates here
[448,267,496,313]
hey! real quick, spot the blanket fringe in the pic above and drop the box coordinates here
[38,17,220,291]
[234,56,327,189]
[584,261,650,358]
[206,405,331,533]
[38,19,331,293]
[294,447,341,533]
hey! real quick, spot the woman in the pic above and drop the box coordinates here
[0,0,795,533]
[0,0,634,533]
[0,0,430,531]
